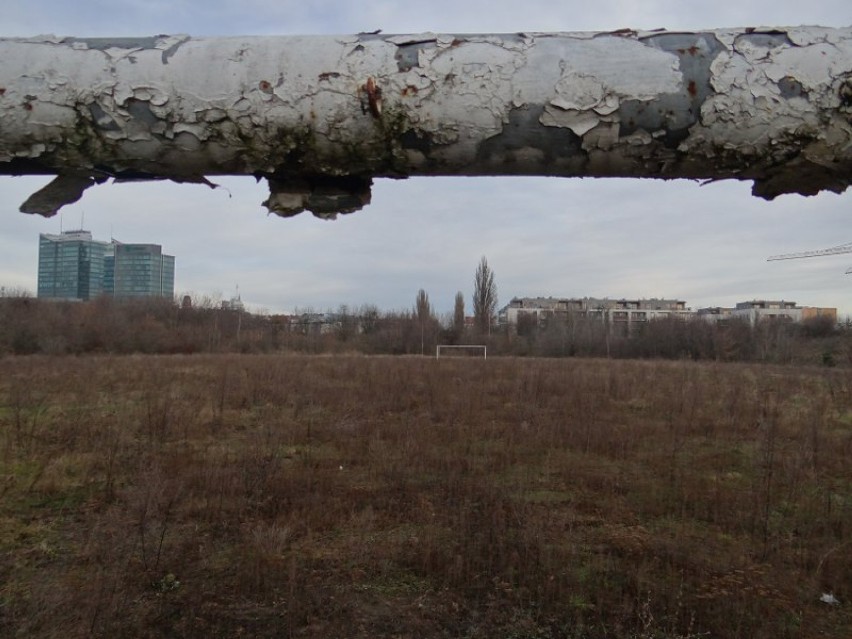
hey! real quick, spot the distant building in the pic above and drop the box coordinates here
[732,300,800,325]
[37,231,174,301]
[695,307,734,320]
[801,306,838,323]
[502,296,838,329]
[37,230,109,301]
[499,296,690,328]
[699,300,838,325]
[294,312,332,334]
[104,242,175,299]
[221,295,245,311]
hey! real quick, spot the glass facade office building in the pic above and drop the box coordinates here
[38,232,175,301]
[37,231,109,301]
[104,243,176,298]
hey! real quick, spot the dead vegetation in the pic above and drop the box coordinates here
[1,354,850,637]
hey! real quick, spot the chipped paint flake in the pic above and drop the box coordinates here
[540,108,601,136]
[550,72,607,111]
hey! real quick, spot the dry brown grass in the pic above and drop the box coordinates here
[1,354,850,638]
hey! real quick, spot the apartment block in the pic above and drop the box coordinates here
[698,300,837,325]
[502,297,837,330]
[499,297,690,327]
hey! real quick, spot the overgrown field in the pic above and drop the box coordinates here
[1,354,850,638]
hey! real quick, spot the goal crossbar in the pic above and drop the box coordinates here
[436,345,487,359]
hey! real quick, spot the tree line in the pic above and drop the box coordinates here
[1,256,848,365]
[0,292,848,366]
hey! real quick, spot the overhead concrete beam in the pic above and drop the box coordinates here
[1,28,851,218]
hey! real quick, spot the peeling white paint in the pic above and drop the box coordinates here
[550,72,607,111]
[0,27,851,217]
[540,108,600,136]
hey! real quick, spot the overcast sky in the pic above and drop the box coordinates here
[2,1,851,317]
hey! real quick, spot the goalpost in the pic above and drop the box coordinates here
[435,345,487,359]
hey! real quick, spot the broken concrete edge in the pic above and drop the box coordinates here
[10,163,848,220]
[262,175,373,220]
[19,174,104,216]
[16,172,221,217]
[13,169,372,219]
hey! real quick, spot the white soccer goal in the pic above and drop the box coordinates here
[435,345,487,359]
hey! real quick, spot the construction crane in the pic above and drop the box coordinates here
[767,242,852,274]
[768,242,852,261]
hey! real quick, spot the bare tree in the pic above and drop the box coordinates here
[473,257,497,336]
[415,289,431,323]
[453,291,466,340]
[2,28,852,218]
[415,289,432,355]
[358,304,381,335]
